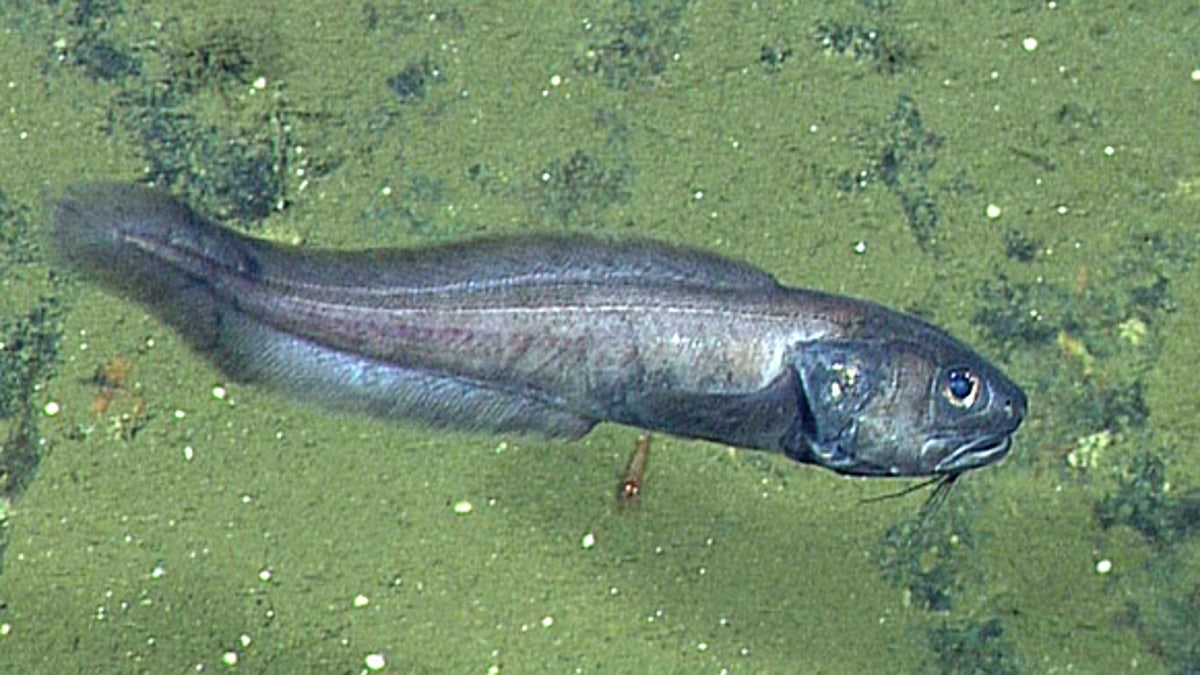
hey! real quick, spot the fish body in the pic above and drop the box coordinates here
[52,182,1026,478]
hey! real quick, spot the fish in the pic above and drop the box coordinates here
[51,182,1026,479]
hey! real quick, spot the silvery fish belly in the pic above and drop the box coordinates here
[52,182,1027,479]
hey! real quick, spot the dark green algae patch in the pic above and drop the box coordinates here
[1,0,1200,673]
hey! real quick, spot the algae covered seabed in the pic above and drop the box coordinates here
[1,2,1198,672]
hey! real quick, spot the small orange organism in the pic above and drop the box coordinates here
[616,433,651,507]
[89,354,148,440]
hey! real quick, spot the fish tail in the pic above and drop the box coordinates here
[50,181,255,355]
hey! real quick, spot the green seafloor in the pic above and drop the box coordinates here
[1,1,1198,672]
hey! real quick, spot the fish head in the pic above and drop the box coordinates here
[788,332,1026,478]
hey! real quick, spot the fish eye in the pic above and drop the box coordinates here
[942,368,981,409]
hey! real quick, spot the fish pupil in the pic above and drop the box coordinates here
[947,369,974,400]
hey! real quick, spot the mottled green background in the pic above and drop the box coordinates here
[1,1,1198,673]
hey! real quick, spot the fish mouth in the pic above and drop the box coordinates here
[931,434,1013,474]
